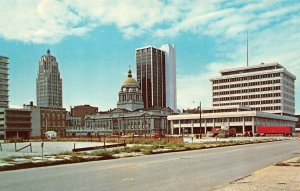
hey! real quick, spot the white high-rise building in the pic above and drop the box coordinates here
[0,56,9,108]
[210,62,296,116]
[160,44,177,111]
[36,49,62,108]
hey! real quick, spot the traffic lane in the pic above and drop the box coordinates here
[1,140,299,191]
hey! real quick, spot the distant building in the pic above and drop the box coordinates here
[168,105,297,135]
[36,49,62,108]
[39,107,67,137]
[117,69,144,111]
[210,62,296,116]
[0,108,32,140]
[68,69,172,136]
[168,62,297,135]
[0,56,9,108]
[160,44,177,111]
[136,44,177,110]
[295,115,300,133]
[69,104,98,127]
[24,102,67,137]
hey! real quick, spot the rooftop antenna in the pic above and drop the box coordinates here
[247,31,249,67]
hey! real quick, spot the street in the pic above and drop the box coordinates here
[1,139,299,191]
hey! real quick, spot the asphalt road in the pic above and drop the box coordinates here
[1,140,299,191]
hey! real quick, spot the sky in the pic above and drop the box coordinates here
[0,0,299,113]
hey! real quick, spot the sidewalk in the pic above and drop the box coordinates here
[214,157,300,191]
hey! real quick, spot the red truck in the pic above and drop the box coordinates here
[256,126,293,136]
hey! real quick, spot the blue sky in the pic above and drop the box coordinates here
[0,0,299,113]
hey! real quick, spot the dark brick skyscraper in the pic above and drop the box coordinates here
[136,46,166,108]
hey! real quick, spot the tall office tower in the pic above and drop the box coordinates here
[0,56,9,108]
[160,44,177,111]
[211,63,296,116]
[36,49,62,108]
[136,44,177,110]
[136,46,166,108]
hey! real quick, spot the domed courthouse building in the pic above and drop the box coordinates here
[84,69,172,136]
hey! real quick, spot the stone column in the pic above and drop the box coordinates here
[242,117,245,134]
[252,117,255,134]
[191,120,194,134]
[171,120,174,135]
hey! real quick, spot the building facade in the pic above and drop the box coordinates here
[211,63,296,116]
[117,69,144,111]
[39,107,67,137]
[136,44,177,111]
[0,56,9,108]
[295,115,300,133]
[160,44,177,111]
[0,108,32,140]
[168,106,297,135]
[136,46,166,109]
[68,104,99,127]
[67,69,171,136]
[36,49,62,108]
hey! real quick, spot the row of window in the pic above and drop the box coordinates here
[213,73,281,84]
[212,103,282,111]
[213,79,281,90]
[173,117,253,124]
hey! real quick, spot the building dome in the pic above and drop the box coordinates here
[118,68,144,111]
[123,69,137,85]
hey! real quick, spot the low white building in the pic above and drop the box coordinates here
[168,105,297,135]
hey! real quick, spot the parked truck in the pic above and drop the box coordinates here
[256,126,293,136]
[211,127,236,138]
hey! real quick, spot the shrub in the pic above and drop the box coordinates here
[70,154,82,162]
[90,149,115,159]
[142,149,153,155]
[131,145,142,152]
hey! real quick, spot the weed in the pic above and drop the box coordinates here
[2,156,15,163]
[91,150,115,159]
[131,145,142,152]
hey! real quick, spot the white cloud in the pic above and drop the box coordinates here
[1,0,300,112]
[176,1,300,112]
[1,0,299,44]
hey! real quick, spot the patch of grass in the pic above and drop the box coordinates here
[131,145,142,152]
[2,156,15,163]
[55,155,66,159]
[90,150,115,159]
[142,149,153,155]
[112,148,121,154]
[70,155,82,162]
[57,151,73,155]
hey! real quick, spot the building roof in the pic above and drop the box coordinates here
[210,62,296,81]
[220,62,283,74]
[123,69,138,85]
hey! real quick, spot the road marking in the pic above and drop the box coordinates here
[122,178,134,181]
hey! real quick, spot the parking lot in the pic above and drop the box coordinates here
[0,141,105,162]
